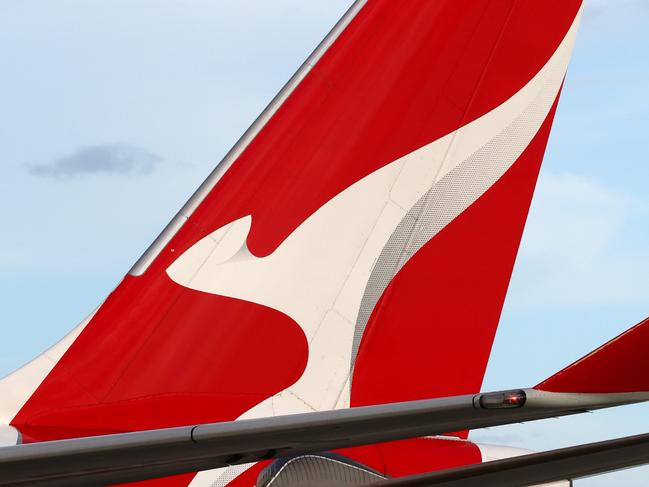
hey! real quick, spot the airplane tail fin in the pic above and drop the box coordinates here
[1,0,584,457]
[536,317,649,394]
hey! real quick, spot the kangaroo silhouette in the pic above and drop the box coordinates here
[167,13,579,487]
[167,19,575,418]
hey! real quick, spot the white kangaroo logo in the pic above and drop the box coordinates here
[173,11,581,487]
[167,17,576,417]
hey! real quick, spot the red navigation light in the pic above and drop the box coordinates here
[479,390,527,409]
[504,392,524,405]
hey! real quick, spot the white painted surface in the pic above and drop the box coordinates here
[477,443,571,487]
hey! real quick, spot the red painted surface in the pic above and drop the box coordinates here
[337,438,482,479]
[334,445,387,473]
[9,1,582,485]
[377,438,482,478]
[14,278,307,440]
[537,317,649,394]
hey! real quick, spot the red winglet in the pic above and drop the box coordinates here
[536,317,649,394]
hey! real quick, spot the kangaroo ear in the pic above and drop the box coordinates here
[167,215,252,284]
[209,215,253,265]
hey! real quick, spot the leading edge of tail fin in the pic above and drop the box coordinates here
[536,317,649,395]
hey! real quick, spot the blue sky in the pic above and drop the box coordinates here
[0,1,648,484]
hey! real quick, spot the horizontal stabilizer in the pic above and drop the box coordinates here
[0,387,645,487]
[536,317,649,394]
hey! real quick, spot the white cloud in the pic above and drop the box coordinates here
[585,0,649,20]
